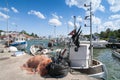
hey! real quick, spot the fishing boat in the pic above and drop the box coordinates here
[9,36,27,50]
[68,2,107,80]
[69,43,107,80]
[112,49,120,59]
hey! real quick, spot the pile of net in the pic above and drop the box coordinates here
[47,54,69,78]
[21,52,69,78]
[21,55,52,76]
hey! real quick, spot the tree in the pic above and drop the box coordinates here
[20,30,30,35]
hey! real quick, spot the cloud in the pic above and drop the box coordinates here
[11,7,19,13]
[48,13,62,26]
[65,0,105,12]
[96,19,120,31]
[28,10,46,19]
[98,5,105,12]
[92,16,101,25]
[109,14,120,20]
[68,21,74,27]
[76,16,82,22]
[52,13,59,19]
[49,18,62,26]
[60,16,63,19]
[52,13,63,19]
[103,21,119,30]
[107,0,115,5]
[107,0,120,12]
[67,16,82,28]
[0,11,10,20]
[0,7,9,12]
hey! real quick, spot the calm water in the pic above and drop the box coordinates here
[93,49,120,80]
[26,39,49,53]
[26,40,120,80]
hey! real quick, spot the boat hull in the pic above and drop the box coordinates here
[70,59,107,80]
[112,49,120,59]
[10,41,27,50]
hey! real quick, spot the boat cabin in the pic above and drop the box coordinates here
[69,44,90,69]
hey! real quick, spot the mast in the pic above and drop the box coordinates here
[5,0,9,46]
[90,2,93,64]
[73,16,77,30]
[84,2,93,65]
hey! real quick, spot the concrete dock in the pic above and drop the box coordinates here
[0,45,98,80]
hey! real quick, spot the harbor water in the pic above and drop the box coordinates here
[26,40,120,80]
[93,49,120,80]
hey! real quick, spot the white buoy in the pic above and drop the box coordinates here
[9,46,18,52]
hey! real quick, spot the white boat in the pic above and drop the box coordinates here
[30,44,46,55]
[80,40,108,49]
[112,49,120,59]
[30,44,62,56]
[68,3,107,79]
[69,44,107,80]
[9,37,27,50]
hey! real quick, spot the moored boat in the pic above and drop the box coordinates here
[30,44,46,55]
[112,49,120,59]
[9,37,27,50]
[30,44,62,56]
[67,3,107,79]
[69,44,107,80]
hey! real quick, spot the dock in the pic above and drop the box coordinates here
[106,43,120,48]
[0,44,98,80]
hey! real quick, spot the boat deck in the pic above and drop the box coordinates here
[0,52,98,80]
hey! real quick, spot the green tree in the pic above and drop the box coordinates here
[30,33,34,37]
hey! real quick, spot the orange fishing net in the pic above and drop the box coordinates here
[21,55,52,76]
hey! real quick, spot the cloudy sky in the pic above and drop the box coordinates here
[0,0,120,36]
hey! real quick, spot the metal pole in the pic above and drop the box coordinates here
[67,24,69,34]
[5,0,9,46]
[90,2,93,64]
[73,16,77,30]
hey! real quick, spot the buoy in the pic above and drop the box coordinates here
[9,46,18,52]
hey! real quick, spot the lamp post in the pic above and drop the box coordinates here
[84,2,93,65]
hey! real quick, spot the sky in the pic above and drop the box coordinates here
[0,0,120,37]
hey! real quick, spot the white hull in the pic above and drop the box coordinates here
[70,59,107,80]
[30,45,45,55]
[69,44,107,80]
[16,43,27,50]
[88,59,107,80]
[80,41,107,49]
[112,49,120,59]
